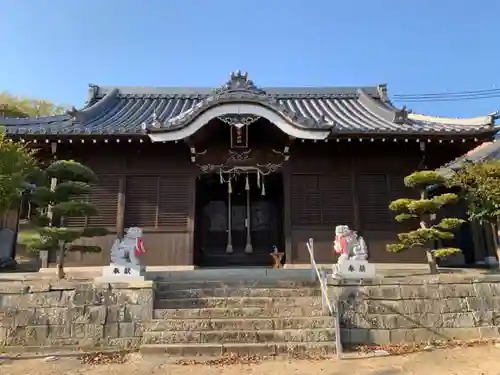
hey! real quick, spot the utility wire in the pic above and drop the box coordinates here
[393,87,500,98]
[392,93,500,103]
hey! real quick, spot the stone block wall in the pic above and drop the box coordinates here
[329,275,500,345]
[0,281,154,350]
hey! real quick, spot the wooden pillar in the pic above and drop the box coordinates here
[187,174,196,266]
[350,159,361,230]
[116,176,126,239]
[283,167,293,265]
[483,223,495,260]
[470,220,484,262]
[40,142,57,268]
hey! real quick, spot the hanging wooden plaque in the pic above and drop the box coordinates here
[230,125,248,148]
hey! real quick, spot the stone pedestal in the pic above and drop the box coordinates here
[94,264,147,283]
[333,259,376,279]
[95,227,147,284]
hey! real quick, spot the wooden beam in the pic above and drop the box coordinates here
[116,176,126,239]
[470,220,484,262]
[350,158,361,230]
[187,174,196,266]
[283,167,293,264]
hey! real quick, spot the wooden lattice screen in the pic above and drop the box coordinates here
[124,175,191,229]
[64,176,119,228]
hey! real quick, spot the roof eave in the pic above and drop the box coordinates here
[437,139,500,177]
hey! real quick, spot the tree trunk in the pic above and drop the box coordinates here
[56,243,65,279]
[425,249,438,274]
[420,218,438,274]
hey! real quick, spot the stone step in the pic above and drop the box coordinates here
[142,328,336,345]
[155,287,322,299]
[153,306,328,319]
[154,296,322,309]
[143,316,334,331]
[140,341,336,357]
[153,279,318,291]
[149,268,317,283]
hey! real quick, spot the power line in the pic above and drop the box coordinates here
[393,87,500,99]
[392,92,500,103]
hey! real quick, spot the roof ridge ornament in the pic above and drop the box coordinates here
[66,106,79,120]
[213,70,266,95]
[394,105,412,124]
[377,84,388,101]
[151,110,162,128]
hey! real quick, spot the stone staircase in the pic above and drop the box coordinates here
[139,271,337,357]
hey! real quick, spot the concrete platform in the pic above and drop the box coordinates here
[2,263,494,284]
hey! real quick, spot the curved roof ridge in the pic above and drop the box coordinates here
[89,84,382,98]
[70,88,120,123]
[408,111,498,126]
[0,114,71,126]
[356,88,398,123]
[375,83,498,127]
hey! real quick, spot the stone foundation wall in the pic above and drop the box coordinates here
[0,281,154,350]
[329,275,500,345]
[2,275,500,352]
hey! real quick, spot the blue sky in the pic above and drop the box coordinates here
[1,0,499,117]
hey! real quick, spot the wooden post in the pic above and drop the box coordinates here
[282,168,292,265]
[40,142,57,268]
[116,176,126,239]
[470,220,483,262]
[484,223,494,261]
[350,159,361,230]
[187,174,196,266]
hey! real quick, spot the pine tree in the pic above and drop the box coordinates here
[386,171,464,273]
[26,160,108,279]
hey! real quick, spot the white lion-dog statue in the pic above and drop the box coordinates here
[332,225,374,278]
[97,227,147,281]
[110,227,146,267]
[333,225,368,263]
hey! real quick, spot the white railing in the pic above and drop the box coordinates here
[306,238,333,315]
[306,237,343,359]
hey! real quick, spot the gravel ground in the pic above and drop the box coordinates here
[1,345,499,375]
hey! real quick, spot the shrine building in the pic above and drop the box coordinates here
[1,71,498,268]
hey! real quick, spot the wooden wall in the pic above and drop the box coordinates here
[286,141,426,264]
[59,142,196,267]
[46,134,473,267]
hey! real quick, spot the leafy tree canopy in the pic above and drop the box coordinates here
[0,91,68,118]
[446,159,500,223]
[0,131,37,213]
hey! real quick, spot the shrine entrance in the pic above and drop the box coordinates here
[193,172,284,268]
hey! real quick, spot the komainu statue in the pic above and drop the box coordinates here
[97,227,147,281]
[333,225,368,264]
[110,227,147,268]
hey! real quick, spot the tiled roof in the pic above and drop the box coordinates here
[1,71,498,137]
[437,137,500,177]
